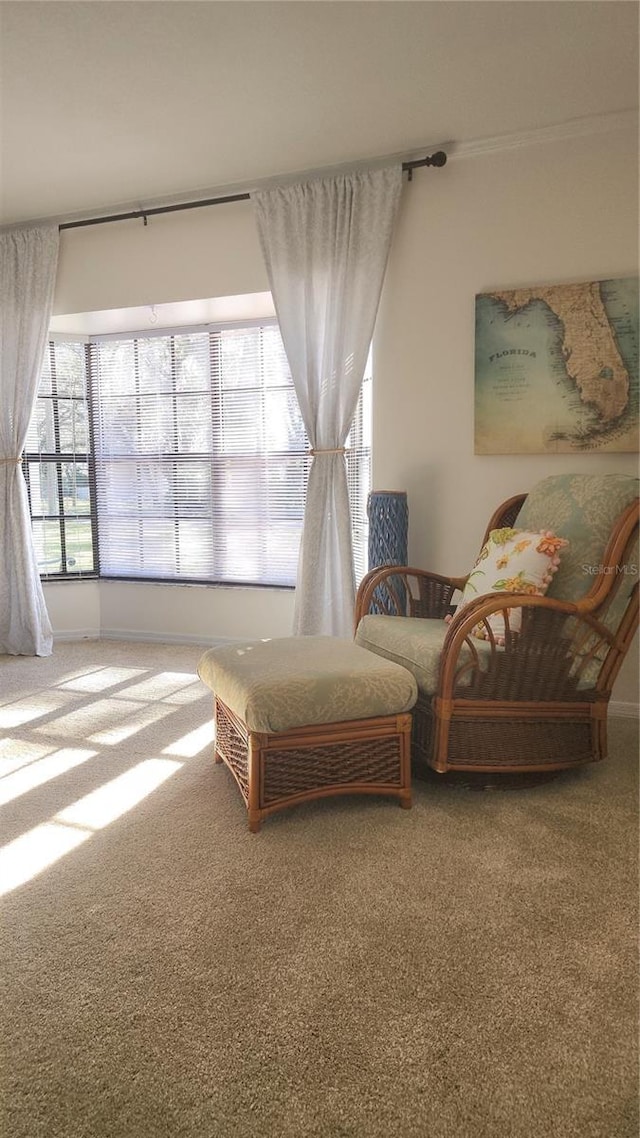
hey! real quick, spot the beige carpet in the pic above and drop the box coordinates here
[0,638,638,1138]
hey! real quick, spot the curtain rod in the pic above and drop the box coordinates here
[58,151,447,232]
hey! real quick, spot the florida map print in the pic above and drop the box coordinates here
[474,277,639,454]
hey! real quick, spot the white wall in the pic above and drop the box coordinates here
[372,122,638,707]
[98,581,295,644]
[374,125,638,569]
[54,201,269,314]
[47,118,639,704]
[44,580,295,645]
[44,580,101,639]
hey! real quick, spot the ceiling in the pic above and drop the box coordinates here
[1,1,638,227]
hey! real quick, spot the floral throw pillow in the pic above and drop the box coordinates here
[445,527,569,644]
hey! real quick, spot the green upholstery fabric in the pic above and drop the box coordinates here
[197,635,417,734]
[355,616,445,695]
[355,615,493,696]
[515,473,639,602]
[571,513,639,689]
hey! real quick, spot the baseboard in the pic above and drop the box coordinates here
[52,628,237,647]
[100,628,237,647]
[609,701,639,720]
[53,628,100,641]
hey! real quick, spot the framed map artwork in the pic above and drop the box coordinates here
[474,276,639,453]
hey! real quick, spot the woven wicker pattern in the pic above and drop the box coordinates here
[411,576,457,620]
[447,717,595,769]
[451,608,600,701]
[492,497,525,532]
[410,691,434,776]
[263,736,402,804]
[215,698,250,802]
[212,696,412,830]
[356,570,457,621]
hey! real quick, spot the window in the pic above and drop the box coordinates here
[26,320,371,587]
[23,340,98,578]
[347,361,372,584]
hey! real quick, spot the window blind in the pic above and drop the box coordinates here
[88,321,371,587]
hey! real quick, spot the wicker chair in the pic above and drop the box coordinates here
[354,474,639,778]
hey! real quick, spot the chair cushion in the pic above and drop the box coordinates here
[197,635,417,733]
[451,527,568,642]
[515,474,639,601]
[355,615,495,696]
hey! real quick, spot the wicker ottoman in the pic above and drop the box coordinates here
[197,636,418,832]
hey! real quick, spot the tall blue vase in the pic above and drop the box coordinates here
[367,491,408,614]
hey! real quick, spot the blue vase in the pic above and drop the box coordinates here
[367,491,408,614]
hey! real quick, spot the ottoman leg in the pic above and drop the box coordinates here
[247,734,262,834]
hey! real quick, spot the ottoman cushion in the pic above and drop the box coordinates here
[197,635,417,734]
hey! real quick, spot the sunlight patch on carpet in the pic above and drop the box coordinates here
[33,697,146,739]
[87,702,177,746]
[0,693,77,728]
[0,821,91,896]
[0,738,56,777]
[0,747,97,806]
[115,671,202,703]
[56,666,148,693]
[0,758,183,896]
[162,720,214,758]
[56,757,183,830]
[31,697,177,745]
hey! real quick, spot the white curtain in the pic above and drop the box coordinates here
[253,166,402,636]
[0,226,59,656]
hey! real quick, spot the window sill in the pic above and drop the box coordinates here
[96,577,295,591]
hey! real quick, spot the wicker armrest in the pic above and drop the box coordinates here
[438,592,616,702]
[354,565,467,629]
[445,590,581,634]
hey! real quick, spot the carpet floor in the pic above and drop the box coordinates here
[0,638,638,1138]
